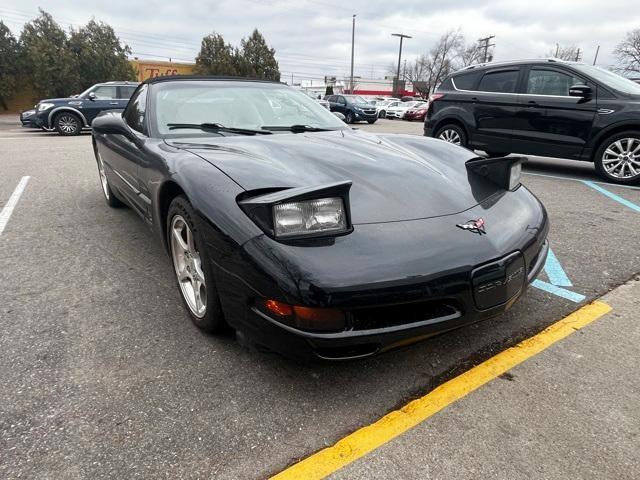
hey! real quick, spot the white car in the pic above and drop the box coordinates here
[375,100,403,119]
[385,101,428,119]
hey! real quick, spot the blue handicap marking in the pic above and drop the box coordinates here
[532,247,586,303]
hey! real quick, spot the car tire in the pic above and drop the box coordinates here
[167,195,227,334]
[53,112,82,136]
[486,151,510,158]
[594,131,640,184]
[434,124,467,147]
[94,148,125,208]
[367,119,376,124]
[379,110,386,118]
[345,112,355,124]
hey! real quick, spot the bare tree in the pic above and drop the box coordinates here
[548,44,581,61]
[614,29,640,74]
[456,41,484,67]
[405,30,464,97]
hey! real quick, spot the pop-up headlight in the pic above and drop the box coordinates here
[466,156,526,191]
[239,181,352,241]
[273,197,346,237]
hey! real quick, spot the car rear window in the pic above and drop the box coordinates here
[478,70,519,93]
[452,72,480,90]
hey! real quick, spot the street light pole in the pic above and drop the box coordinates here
[392,33,411,97]
[349,14,356,94]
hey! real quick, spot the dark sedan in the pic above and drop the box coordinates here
[91,76,549,361]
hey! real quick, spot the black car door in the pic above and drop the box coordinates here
[83,85,120,125]
[100,85,152,217]
[514,66,597,159]
[471,68,522,153]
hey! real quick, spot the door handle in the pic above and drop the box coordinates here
[110,102,119,105]
[471,97,478,102]
[527,100,538,107]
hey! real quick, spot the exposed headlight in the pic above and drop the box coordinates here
[37,102,55,112]
[273,197,347,237]
[509,162,522,190]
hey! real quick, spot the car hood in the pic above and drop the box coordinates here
[166,130,499,224]
[38,98,78,104]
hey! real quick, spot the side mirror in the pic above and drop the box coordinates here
[333,112,346,121]
[88,92,97,101]
[569,84,592,98]
[93,114,143,146]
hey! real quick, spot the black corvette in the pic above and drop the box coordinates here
[91,76,549,361]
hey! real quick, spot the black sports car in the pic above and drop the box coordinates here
[92,76,549,361]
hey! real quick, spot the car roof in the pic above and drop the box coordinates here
[453,58,583,75]
[141,75,283,86]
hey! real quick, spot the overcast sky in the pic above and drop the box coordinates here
[2,0,639,82]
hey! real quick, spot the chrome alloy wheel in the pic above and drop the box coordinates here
[96,152,109,199]
[170,215,207,318]
[602,138,640,179]
[58,114,78,134]
[438,128,462,145]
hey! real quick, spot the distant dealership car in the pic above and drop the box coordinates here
[425,58,640,184]
[325,94,377,124]
[32,81,139,135]
[374,99,402,118]
[386,100,428,119]
[404,103,430,121]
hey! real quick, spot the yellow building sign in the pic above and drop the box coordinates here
[130,59,195,82]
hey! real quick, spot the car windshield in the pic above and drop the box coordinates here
[344,95,369,105]
[152,81,347,136]
[572,64,640,96]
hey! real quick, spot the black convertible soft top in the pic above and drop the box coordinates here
[142,75,283,86]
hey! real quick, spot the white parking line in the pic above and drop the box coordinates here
[0,176,30,236]
[523,171,640,190]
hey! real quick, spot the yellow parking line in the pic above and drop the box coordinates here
[271,300,612,480]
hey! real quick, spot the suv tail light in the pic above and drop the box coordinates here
[429,93,445,102]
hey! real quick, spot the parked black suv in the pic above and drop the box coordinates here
[32,81,139,136]
[325,94,377,124]
[425,59,640,184]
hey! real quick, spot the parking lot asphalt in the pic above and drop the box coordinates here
[1,117,639,479]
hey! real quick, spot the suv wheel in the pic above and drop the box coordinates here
[54,112,82,136]
[435,124,467,147]
[345,112,355,124]
[595,131,640,184]
[379,110,386,118]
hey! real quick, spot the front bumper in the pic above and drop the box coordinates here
[205,186,549,361]
[20,110,38,127]
[353,111,377,121]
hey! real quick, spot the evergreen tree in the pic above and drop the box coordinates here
[0,21,20,110]
[239,29,280,81]
[19,9,80,98]
[68,19,136,90]
[193,33,241,76]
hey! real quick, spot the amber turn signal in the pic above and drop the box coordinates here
[260,299,346,331]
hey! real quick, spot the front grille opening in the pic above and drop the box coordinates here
[348,300,461,331]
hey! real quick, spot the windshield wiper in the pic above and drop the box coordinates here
[167,123,272,135]
[261,125,336,133]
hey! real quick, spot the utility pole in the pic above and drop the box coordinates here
[593,45,600,65]
[478,35,495,63]
[349,14,356,94]
[575,48,581,62]
[555,43,559,58]
[392,33,412,97]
